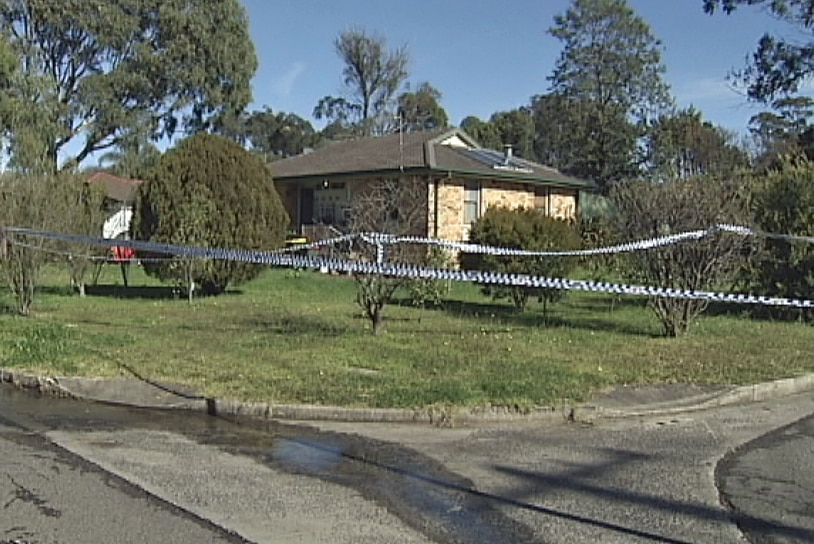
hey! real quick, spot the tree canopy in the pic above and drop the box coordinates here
[0,0,257,172]
[314,28,409,137]
[704,0,814,102]
[397,82,449,132]
[548,0,673,189]
[460,116,502,150]
[645,108,749,180]
[215,107,320,160]
[245,109,318,159]
[458,109,536,158]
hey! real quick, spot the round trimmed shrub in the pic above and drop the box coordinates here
[132,133,289,294]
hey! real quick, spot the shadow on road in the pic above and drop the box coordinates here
[283,436,814,544]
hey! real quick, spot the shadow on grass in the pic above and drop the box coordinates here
[415,298,660,338]
[238,313,349,337]
[85,284,180,300]
[705,300,812,324]
[565,293,647,313]
[37,285,77,297]
[82,284,246,300]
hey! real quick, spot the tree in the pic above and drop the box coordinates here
[610,176,752,336]
[212,107,320,160]
[245,108,319,160]
[461,110,537,156]
[0,0,257,173]
[531,93,587,173]
[704,0,814,102]
[748,96,814,169]
[532,92,638,185]
[314,28,409,137]
[645,108,750,180]
[347,177,428,334]
[397,82,449,132]
[0,32,16,135]
[462,207,582,317]
[490,108,537,160]
[460,116,502,149]
[548,0,673,189]
[132,133,288,297]
[97,124,162,180]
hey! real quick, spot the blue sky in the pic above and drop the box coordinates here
[241,0,802,136]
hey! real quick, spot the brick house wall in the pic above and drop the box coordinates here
[430,178,578,242]
[279,175,579,243]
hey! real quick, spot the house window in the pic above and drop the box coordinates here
[463,181,480,224]
[312,181,349,224]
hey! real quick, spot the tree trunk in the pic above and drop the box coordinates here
[120,263,130,287]
[371,306,384,335]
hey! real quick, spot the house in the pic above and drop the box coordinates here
[86,171,143,239]
[271,128,594,243]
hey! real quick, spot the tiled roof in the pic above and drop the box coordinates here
[271,128,594,189]
[271,128,444,179]
[86,172,144,203]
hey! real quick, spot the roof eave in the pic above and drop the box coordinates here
[274,166,434,184]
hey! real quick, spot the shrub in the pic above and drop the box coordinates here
[348,177,428,334]
[610,175,752,336]
[404,246,452,308]
[748,158,814,321]
[132,133,288,298]
[61,179,108,296]
[461,207,581,316]
[0,174,88,314]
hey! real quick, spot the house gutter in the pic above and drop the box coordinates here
[274,167,596,192]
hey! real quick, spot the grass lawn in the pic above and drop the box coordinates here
[0,264,812,410]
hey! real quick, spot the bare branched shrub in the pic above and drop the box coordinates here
[611,175,753,336]
[349,176,428,334]
[0,174,74,315]
[58,178,109,296]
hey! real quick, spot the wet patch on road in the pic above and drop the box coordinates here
[1,384,540,544]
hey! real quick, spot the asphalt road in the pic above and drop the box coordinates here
[717,412,814,544]
[2,383,813,544]
[314,391,814,544]
[0,412,247,544]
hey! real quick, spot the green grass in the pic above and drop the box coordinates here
[0,265,812,410]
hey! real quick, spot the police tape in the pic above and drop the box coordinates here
[292,223,814,258]
[2,226,813,309]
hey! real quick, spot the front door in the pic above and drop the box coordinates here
[299,187,315,225]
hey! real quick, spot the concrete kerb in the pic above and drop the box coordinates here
[581,373,814,420]
[3,368,814,426]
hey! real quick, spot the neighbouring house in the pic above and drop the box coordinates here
[271,128,594,243]
[86,171,143,240]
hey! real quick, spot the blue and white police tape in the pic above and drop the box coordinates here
[2,226,812,309]
[287,223,814,258]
